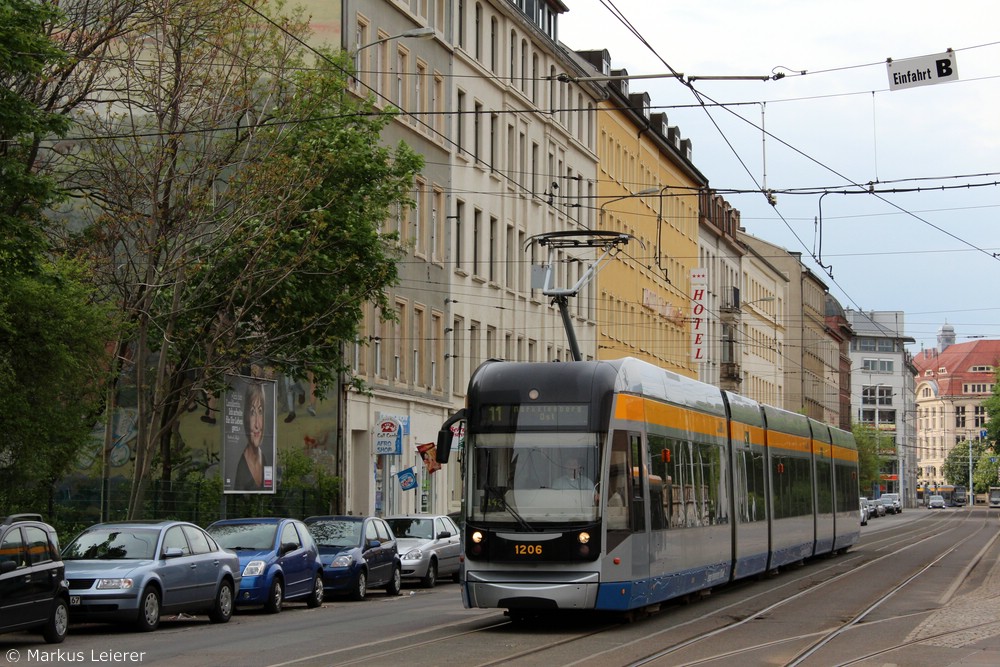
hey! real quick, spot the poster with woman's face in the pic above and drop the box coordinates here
[223,375,277,494]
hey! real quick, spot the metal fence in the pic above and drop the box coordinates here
[41,475,340,538]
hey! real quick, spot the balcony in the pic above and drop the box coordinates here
[721,362,742,381]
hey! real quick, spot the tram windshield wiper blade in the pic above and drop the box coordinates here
[485,485,535,532]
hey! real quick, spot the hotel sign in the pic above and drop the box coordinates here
[691,268,708,362]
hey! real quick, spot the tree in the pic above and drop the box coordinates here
[48,0,421,517]
[0,0,69,272]
[0,0,114,512]
[941,438,992,490]
[852,424,881,496]
[972,445,999,494]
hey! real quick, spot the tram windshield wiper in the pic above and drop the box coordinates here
[484,485,535,532]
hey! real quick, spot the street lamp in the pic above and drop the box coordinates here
[354,26,437,77]
[597,186,660,230]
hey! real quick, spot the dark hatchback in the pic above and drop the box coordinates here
[304,516,401,600]
[207,517,324,612]
[0,514,69,643]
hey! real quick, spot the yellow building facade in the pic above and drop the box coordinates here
[578,51,706,377]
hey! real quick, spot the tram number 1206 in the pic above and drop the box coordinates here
[514,543,543,556]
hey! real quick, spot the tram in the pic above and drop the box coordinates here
[917,484,961,507]
[436,357,861,615]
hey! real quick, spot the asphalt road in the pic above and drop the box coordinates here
[3,506,998,667]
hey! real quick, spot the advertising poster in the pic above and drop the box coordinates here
[223,374,277,494]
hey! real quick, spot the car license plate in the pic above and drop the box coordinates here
[70,596,80,606]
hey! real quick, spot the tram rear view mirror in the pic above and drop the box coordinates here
[437,408,467,464]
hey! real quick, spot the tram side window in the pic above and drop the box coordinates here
[772,454,813,519]
[735,442,767,523]
[815,459,833,514]
[835,461,858,513]
[648,435,727,528]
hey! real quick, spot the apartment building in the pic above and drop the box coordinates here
[310,0,601,517]
[574,49,704,376]
[913,326,1000,487]
[737,234,841,424]
[846,310,915,503]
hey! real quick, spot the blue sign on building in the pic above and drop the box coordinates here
[397,467,417,491]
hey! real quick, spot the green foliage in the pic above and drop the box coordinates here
[187,48,424,394]
[941,438,992,491]
[851,424,881,494]
[0,0,69,273]
[0,259,115,513]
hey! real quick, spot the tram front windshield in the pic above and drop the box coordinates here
[469,432,602,524]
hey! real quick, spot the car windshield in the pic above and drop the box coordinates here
[209,523,278,551]
[931,495,944,501]
[63,528,159,560]
[387,518,433,540]
[307,521,362,548]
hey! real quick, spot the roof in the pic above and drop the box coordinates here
[913,339,1000,396]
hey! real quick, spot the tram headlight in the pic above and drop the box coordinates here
[578,532,590,544]
[471,531,484,544]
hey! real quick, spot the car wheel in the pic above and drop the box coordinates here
[135,586,161,632]
[421,560,438,588]
[209,580,234,623]
[42,597,69,643]
[385,565,401,596]
[264,578,283,614]
[307,574,324,608]
[350,570,367,601]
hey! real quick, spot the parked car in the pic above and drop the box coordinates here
[881,493,901,514]
[0,514,69,643]
[928,494,947,509]
[871,498,887,517]
[386,514,462,587]
[305,516,401,600]
[858,498,869,526]
[62,520,241,632]
[207,517,323,613]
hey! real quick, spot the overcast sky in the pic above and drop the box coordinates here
[559,0,1000,352]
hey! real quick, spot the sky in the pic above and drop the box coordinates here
[559,0,1000,353]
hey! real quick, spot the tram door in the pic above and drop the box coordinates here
[606,430,647,580]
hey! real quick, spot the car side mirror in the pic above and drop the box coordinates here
[437,531,450,540]
[162,547,184,559]
[366,539,381,549]
[0,560,16,574]
[280,542,299,556]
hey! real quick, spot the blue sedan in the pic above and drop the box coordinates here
[305,516,401,600]
[207,517,323,612]
[62,520,241,632]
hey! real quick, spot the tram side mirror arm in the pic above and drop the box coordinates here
[436,408,466,464]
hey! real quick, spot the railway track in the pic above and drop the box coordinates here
[251,509,998,667]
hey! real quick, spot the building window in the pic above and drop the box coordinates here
[956,406,966,428]
[862,358,893,373]
[474,3,482,60]
[472,209,482,276]
[454,200,465,270]
[456,89,465,153]
[473,102,482,162]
